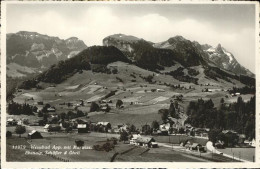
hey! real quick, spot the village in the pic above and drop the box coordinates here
[6,88,255,162]
[6,61,256,162]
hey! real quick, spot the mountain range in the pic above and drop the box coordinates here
[7,31,255,88]
[7,31,87,77]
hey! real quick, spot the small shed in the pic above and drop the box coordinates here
[28,130,43,139]
[77,124,88,133]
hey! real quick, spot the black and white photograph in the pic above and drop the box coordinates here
[1,1,259,167]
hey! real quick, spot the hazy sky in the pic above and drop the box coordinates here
[6,3,256,73]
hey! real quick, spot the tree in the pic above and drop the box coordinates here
[76,110,84,117]
[169,103,176,118]
[60,112,66,121]
[38,111,43,117]
[75,140,84,148]
[15,125,26,138]
[90,102,99,112]
[158,109,169,122]
[65,126,73,133]
[179,128,185,134]
[129,124,136,133]
[85,112,89,118]
[116,99,123,109]
[151,120,159,131]
[208,129,221,146]
[142,124,151,135]
[6,131,12,138]
[120,130,129,143]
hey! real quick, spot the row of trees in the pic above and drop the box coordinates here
[8,102,37,115]
[185,96,255,140]
[228,86,255,95]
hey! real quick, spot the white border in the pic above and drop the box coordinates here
[1,1,259,168]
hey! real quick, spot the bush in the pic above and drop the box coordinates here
[15,125,26,137]
[6,131,12,138]
[90,102,100,112]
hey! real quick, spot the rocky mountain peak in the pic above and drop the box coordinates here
[215,43,224,54]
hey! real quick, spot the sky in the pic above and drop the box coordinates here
[6,3,256,73]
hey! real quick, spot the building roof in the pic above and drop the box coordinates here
[222,130,238,134]
[44,124,51,129]
[28,130,38,135]
[77,124,87,128]
[7,118,15,122]
[97,122,110,126]
[136,136,155,144]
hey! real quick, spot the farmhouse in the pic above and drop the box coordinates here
[156,89,165,92]
[130,134,141,145]
[136,136,157,148]
[77,124,89,133]
[47,107,56,112]
[7,118,17,126]
[37,101,44,105]
[43,124,51,132]
[28,130,43,139]
[97,122,111,128]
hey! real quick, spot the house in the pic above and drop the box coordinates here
[28,130,43,139]
[100,104,110,112]
[222,130,238,135]
[47,107,56,112]
[159,123,170,135]
[117,124,129,132]
[249,139,256,147]
[97,122,111,132]
[43,124,51,132]
[136,136,156,148]
[77,124,88,133]
[37,101,44,105]
[97,122,111,128]
[238,134,246,144]
[156,89,165,92]
[159,123,171,131]
[130,134,141,145]
[7,118,17,126]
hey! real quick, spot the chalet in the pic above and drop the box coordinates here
[7,118,17,126]
[238,134,246,144]
[130,134,141,145]
[43,124,51,132]
[156,89,165,92]
[37,101,44,105]
[136,136,156,148]
[249,139,256,147]
[47,107,56,112]
[48,125,61,132]
[77,124,88,133]
[17,120,23,125]
[100,103,110,112]
[222,130,238,135]
[28,130,43,139]
[97,122,111,128]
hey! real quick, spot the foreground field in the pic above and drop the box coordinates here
[7,133,210,162]
[218,147,255,162]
